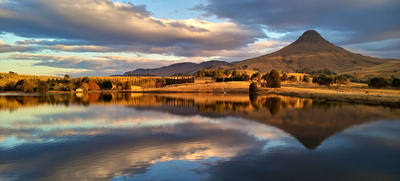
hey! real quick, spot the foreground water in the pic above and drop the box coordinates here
[0,93,400,181]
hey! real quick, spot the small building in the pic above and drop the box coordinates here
[76,88,84,92]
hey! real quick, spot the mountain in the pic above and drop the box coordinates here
[124,60,231,76]
[233,30,395,75]
[124,30,398,78]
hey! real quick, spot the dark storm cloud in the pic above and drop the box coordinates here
[193,0,400,45]
[0,0,265,56]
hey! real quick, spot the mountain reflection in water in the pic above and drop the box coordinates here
[0,93,400,181]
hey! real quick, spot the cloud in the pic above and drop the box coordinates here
[192,0,400,45]
[0,39,38,52]
[342,38,400,59]
[10,39,289,62]
[8,54,180,76]
[4,39,289,76]
[0,0,265,55]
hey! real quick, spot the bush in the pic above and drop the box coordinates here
[334,75,347,86]
[22,80,36,93]
[125,81,132,90]
[2,81,16,91]
[303,75,310,83]
[369,77,390,88]
[267,70,281,88]
[81,83,89,91]
[87,80,100,90]
[35,85,49,93]
[101,80,113,89]
[66,83,76,91]
[249,82,258,94]
[313,74,334,88]
[281,74,288,81]
[216,77,224,82]
[391,78,400,87]
[81,77,91,83]
[288,75,297,82]
[251,72,262,81]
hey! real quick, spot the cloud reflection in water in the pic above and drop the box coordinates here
[0,93,399,181]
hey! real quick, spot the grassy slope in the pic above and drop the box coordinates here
[0,72,61,86]
[342,61,400,79]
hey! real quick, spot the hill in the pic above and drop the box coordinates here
[123,30,398,79]
[231,30,395,75]
[0,72,60,87]
[342,61,400,79]
[124,60,231,77]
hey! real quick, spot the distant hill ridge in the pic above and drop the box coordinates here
[124,60,231,77]
[124,30,399,79]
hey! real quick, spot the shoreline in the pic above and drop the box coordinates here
[270,91,400,108]
[1,82,399,108]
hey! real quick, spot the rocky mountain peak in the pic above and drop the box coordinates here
[293,30,329,44]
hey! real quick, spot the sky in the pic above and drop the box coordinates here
[0,0,399,77]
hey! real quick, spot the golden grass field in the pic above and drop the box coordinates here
[147,77,400,107]
[0,72,60,87]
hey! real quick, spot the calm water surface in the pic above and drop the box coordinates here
[0,93,400,181]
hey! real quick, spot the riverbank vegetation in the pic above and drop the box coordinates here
[1,69,399,107]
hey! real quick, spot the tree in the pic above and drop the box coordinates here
[3,81,16,91]
[242,72,251,81]
[369,77,390,88]
[313,74,334,88]
[302,75,311,83]
[232,70,240,78]
[35,84,49,93]
[249,82,258,94]
[334,75,347,91]
[22,80,36,93]
[251,72,262,81]
[140,81,154,91]
[391,78,400,87]
[87,80,100,90]
[81,83,89,91]
[116,82,124,90]
[281,74,288,82]
[125,81,132,90]
[288,75,297,82]
[101,80,113,89]
[213,69,225,79]
[81,77,90,83]
[64,74,70,80]
[224,69,232,77]
[66,83,76,91]
[266,70,281,88]
[262,73,269,81]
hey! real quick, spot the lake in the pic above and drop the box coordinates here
[1,93,400,181]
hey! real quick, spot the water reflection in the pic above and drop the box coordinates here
[0,93,400,180]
